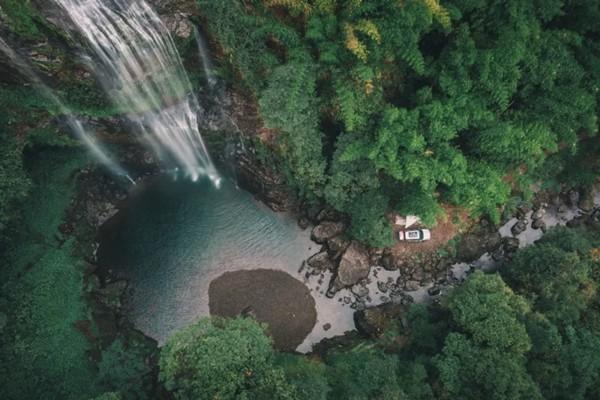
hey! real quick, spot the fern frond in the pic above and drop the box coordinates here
[422,0,451,29]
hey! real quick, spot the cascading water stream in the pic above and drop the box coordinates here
[53,0,221,187]
[194,27,217,89]
[0,37,134,184]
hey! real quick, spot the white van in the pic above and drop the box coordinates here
[398,229,431,242]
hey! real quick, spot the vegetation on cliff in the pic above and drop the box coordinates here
[199,0,600,246]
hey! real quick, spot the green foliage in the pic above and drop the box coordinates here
[0,0,41,39]
[0,149,101,400]
[96,338,154,399]
[435,272,541,400]
[445,272,531,352]
[275,354,330,400]
[395,185,444,227]
[436,333,542,400]
[259,62,326,196]
[326,346,404,400]
[159,317,296,400]
[346,190,393,247]
[199,0,600,245]
[501,229,595,326]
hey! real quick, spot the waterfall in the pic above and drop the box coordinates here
[194,27,217,89]
[0,37,134,184]
[53,0,221,187]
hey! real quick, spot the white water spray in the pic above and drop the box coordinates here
[0,37,134,184]
[53,0,221,187]
[194,27,217,89]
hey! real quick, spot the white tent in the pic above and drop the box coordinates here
[394,215,421,228]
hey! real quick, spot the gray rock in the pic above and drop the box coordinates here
[327,235,349,257]
[381,253,397,271]
[532,218,546,230]
[311,221,345,244]
[532,208,546,220]
[377,281,389,293]
[351,285,369,298]
[568,189,580,207]
[427,286,441,296]
[162,13,193,38]
[307,251,334,272]
[503,237,520,253]
[579,188,596,212]
[511,219,528,235]
[298,216,310,230]
[333,241,371,288]
[404,280,420,292]
[323,323,332,331]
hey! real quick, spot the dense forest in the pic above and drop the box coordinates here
[1,0,600,399]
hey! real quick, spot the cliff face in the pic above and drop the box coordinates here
[0,0,294,211]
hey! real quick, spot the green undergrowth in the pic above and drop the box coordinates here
[0,0,42,39]
[0,148,103,400]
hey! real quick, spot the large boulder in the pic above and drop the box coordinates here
[327,235,349,258]
[311,221,345,244]
[333,241,371,288]
[307,251,335,272]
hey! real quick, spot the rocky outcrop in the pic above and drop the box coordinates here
[332,241,371,289]
[162,13,193,38]
[307,251,335,273]
[311,221,345,244]
[457,229,502,262]
[354,303,405,338]
[326,235,349,259]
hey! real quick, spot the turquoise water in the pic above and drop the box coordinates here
[98,176,316,344]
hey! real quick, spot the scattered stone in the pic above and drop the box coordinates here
[298,260,306,274]
[298,216,310,230]
[326,287,337,298]
[380,296,390,303]
[503,236,520,254]
[511,219,528,235]
[380,253,397,271]
[427,286,441,296]
[531,208,546,220]
[516,203,532,218]
[351,285,369,298]
[163,13,193,38]
[311,221,345,244]
[343,296,351,305]
[532,218,546,230]
[568,189,580,207]
[404,280,420,292]
[579,188,596,212]
[377,281,389,293]
[323,323,332,331]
